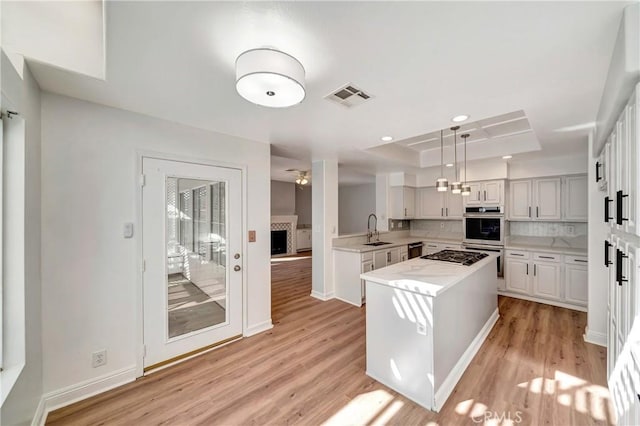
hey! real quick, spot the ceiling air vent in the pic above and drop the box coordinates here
[325,83,374,108]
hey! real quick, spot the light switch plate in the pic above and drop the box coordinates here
[248,230,256,242]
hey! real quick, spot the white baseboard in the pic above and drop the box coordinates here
[584,327,607,347]
[334,296,362,308]
[497,291,587,312]
[244,320,273,337]
[36,366,137,425]
[310,290,334,301]
[31,395,47,426]
[434,308,500,412]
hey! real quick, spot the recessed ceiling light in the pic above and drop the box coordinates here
[502,155,513,159]
[381,136,393,142]
[445,163,454,167]
[451,115,469,123]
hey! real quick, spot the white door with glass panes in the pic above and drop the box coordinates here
[142,157,243,370]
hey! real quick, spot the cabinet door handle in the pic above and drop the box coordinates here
[533,264,537,276]
[526,264,529,275]
[596,161,601,182]
[604,240,612,267]
[536,206,539,218]
[478,191,480,200]
[511,253,524,257]
[605,196,613,222]
[575,259,588,263]
[528,206,531,218]
[616,249,628,285]
[484,190,487,201]
[616,190,629,225]
[404,207,407,217]
[387,252,391,263]
[539,255,555,259]
[446,207,448,216]
[441,207,444,216]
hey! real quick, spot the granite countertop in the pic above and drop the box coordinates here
[360,253,498,297]
[505,236,587,256]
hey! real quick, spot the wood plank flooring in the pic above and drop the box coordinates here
[47,252,614,425]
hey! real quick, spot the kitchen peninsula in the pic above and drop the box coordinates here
[361,251,499,412]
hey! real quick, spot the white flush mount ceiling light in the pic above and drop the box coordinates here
[502,155,513,159]
[236,48,306,108]
[381,136,394,142]
[451,115,469,123]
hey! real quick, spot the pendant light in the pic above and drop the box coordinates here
[461,133,471,196]
[435,129,449,191]
[450,126,462,194]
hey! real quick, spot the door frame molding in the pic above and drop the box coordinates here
[134,150,248,378]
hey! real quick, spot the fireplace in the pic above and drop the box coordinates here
[271,230,288,255]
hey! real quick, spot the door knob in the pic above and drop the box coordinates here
[234,265,241,272]
[234,253,241,259]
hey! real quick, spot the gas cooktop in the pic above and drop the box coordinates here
[421,249,488,266]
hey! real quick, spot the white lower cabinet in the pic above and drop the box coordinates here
[532,262,561,300]
[334,245,408,307]
[296,228,312,251]
[503,249,587,310]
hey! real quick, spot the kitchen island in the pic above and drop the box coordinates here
[361,251,498,412]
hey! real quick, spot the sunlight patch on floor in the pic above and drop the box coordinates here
[321,390,397,426]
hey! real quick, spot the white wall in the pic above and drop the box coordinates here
[508,153,588,179]
[0,55,43,424]
[586,134,608,345]
[338,183,376,235]
[295,185,312,226]
[40,93,271,398]
[270,180,295,215]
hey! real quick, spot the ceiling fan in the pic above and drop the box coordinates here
[286,169,310,185]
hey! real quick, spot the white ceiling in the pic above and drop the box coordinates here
[27,1,629,182]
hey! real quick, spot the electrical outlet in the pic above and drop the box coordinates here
[567,225,575,236]
[398,221,403,229]
[440,222,445,229]
[92,349,107,368]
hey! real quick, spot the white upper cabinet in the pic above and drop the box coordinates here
[534,178,562,220]
[416,187,462,219]
[623,90,637,235]
[563,175,588,221]
[417,187,443,219]
[463,180,504,208]
[509,180,532,220]
[445,190,463,219]
[483,180,503,205]
[390,186,416,219]
[465,182,483,206]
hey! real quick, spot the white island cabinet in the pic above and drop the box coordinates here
[361,254,499,412]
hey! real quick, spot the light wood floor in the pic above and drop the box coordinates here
[47,253,614,425]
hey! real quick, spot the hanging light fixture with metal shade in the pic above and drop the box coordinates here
[460,133,471,196]
[295,171,309,185]
[435,129,449,191]
[450,126,462,194]
[235,48,306,108]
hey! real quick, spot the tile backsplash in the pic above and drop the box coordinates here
[509,221,587,237]
[409,219,463,239]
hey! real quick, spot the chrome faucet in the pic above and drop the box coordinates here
[367,213,379,243]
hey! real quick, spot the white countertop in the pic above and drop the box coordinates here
[505,236,587,255]
[360,252,497,297]
[332,235,463,253]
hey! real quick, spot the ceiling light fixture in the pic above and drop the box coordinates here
[461,133,471,196]
[436,129,449,192]
[450,126,462,194]
[235,48,305,108]
[452,115,469,123]
[295,172,309,185]
[381,136,393,142]
[502,155,513,159]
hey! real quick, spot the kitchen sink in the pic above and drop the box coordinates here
[364,241,392,246]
